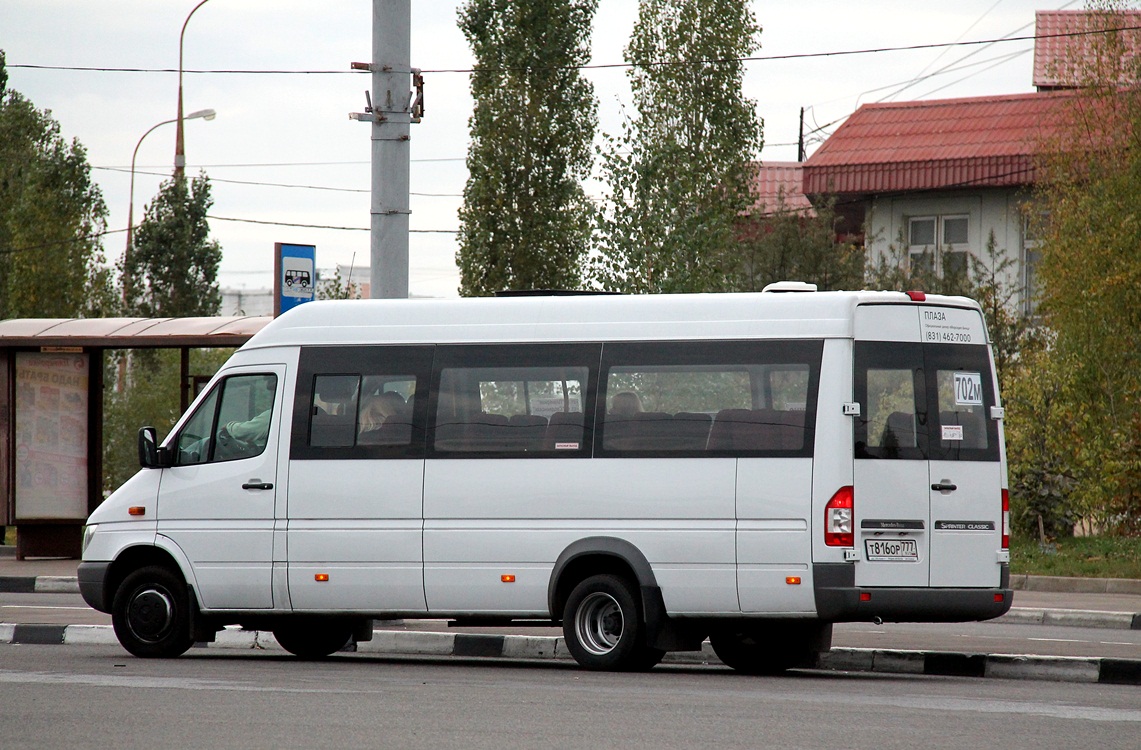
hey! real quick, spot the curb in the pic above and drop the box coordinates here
[0,576,80,594]
[1010,575,1141,596]
[2,624,1139,686]
[1000,607,1141,630]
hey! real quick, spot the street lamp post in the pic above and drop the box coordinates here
[125,109,216,306]
[174,0,213,179]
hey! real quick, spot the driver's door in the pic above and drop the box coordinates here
[157,366,285,610]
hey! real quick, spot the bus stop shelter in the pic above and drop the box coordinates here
[0,316,271,559]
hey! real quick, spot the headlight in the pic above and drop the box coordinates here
[82,524,98,556]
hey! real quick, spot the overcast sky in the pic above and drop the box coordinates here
[3,0,1077,300]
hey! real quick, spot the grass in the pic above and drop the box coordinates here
[1010,534,1141,579]
[2,526,11,546]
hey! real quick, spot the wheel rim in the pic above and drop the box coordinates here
[575,591,624,656]
[125,585,176,644]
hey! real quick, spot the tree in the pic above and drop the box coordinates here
[593,0,763,293]
[736,195,864,292]
[316,265,363,300]
[123,172,222,317]
[0,50,111,318]
[1027,1,1141,534]
[456,0,598,296]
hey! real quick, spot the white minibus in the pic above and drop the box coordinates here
[79,288,1012,672]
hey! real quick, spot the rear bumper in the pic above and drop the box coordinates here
[814,562,1012,623]
[77,561,112,613]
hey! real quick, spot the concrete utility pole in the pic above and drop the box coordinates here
[370,0,411,299]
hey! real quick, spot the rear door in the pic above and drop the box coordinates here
[925,344,1003,587]
[854,304,1003,589]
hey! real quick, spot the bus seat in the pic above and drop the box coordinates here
[670,412,713,450]
[543,411,584,451]
[507,414,549,451]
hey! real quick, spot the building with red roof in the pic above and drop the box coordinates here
[1034,9,1140,90]
[799,91,1074,311]
[750,162,814,216]
[789,9,1139,312]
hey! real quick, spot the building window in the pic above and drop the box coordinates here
[908,214,970,277]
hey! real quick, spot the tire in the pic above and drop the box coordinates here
[273,618,354,659]
[710,622,824,675]
[111,565,195,658]
[562,574,664,672]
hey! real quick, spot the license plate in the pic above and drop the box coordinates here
[865,538,919,561]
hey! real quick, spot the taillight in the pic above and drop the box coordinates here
[1001,488,1010,549]
[825,486,854,547]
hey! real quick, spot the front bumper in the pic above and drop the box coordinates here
[77,561,112,613]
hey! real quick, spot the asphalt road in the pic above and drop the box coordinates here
[0,645,1138,750]
[4,591,1139,661]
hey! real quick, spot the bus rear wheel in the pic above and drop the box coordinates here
[273,618,354,658]
[562,574,663,671]
[710,622,827,675]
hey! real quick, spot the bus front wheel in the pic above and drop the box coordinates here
[562,574,663,671]
[111,565,194,658]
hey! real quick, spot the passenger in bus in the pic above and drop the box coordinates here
[359,391,410,444]
[610,391,643,416]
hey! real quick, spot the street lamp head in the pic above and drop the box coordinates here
[186,108,216,121]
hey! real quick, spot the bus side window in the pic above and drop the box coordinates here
[854,341,927,460]
[433,364,588,455]
[177,374,278,465]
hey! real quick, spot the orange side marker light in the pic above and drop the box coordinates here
[315,573,330,582]
[785,576,801,585]
[128,506,146,516]
[501,574,516,583]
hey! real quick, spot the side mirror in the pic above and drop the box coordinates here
[137,427,169,469]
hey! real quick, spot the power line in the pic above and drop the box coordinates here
[94,166,369,194]
[94,158,464,170]
[11,25,1140,77]
[207,215,457,233]
[0,227,126,256]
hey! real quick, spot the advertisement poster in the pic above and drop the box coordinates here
[14,352,89,520]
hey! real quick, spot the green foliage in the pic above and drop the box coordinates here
[456,0,598,296]
[593,0,763,293]
[968,230,1034,396]
[735,195,864,292]
[123,172,222,317]
[0,50,112,318]
[1027,1,1141,535]
[1003,336,1082,539]
[102,347,232,494]
[316,266,363,300]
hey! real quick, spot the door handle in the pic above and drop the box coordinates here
[242,480,274,491]
[931,482,958,492]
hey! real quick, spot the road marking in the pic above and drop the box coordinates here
[1028,637,1088,644]
[0,605,91,611]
